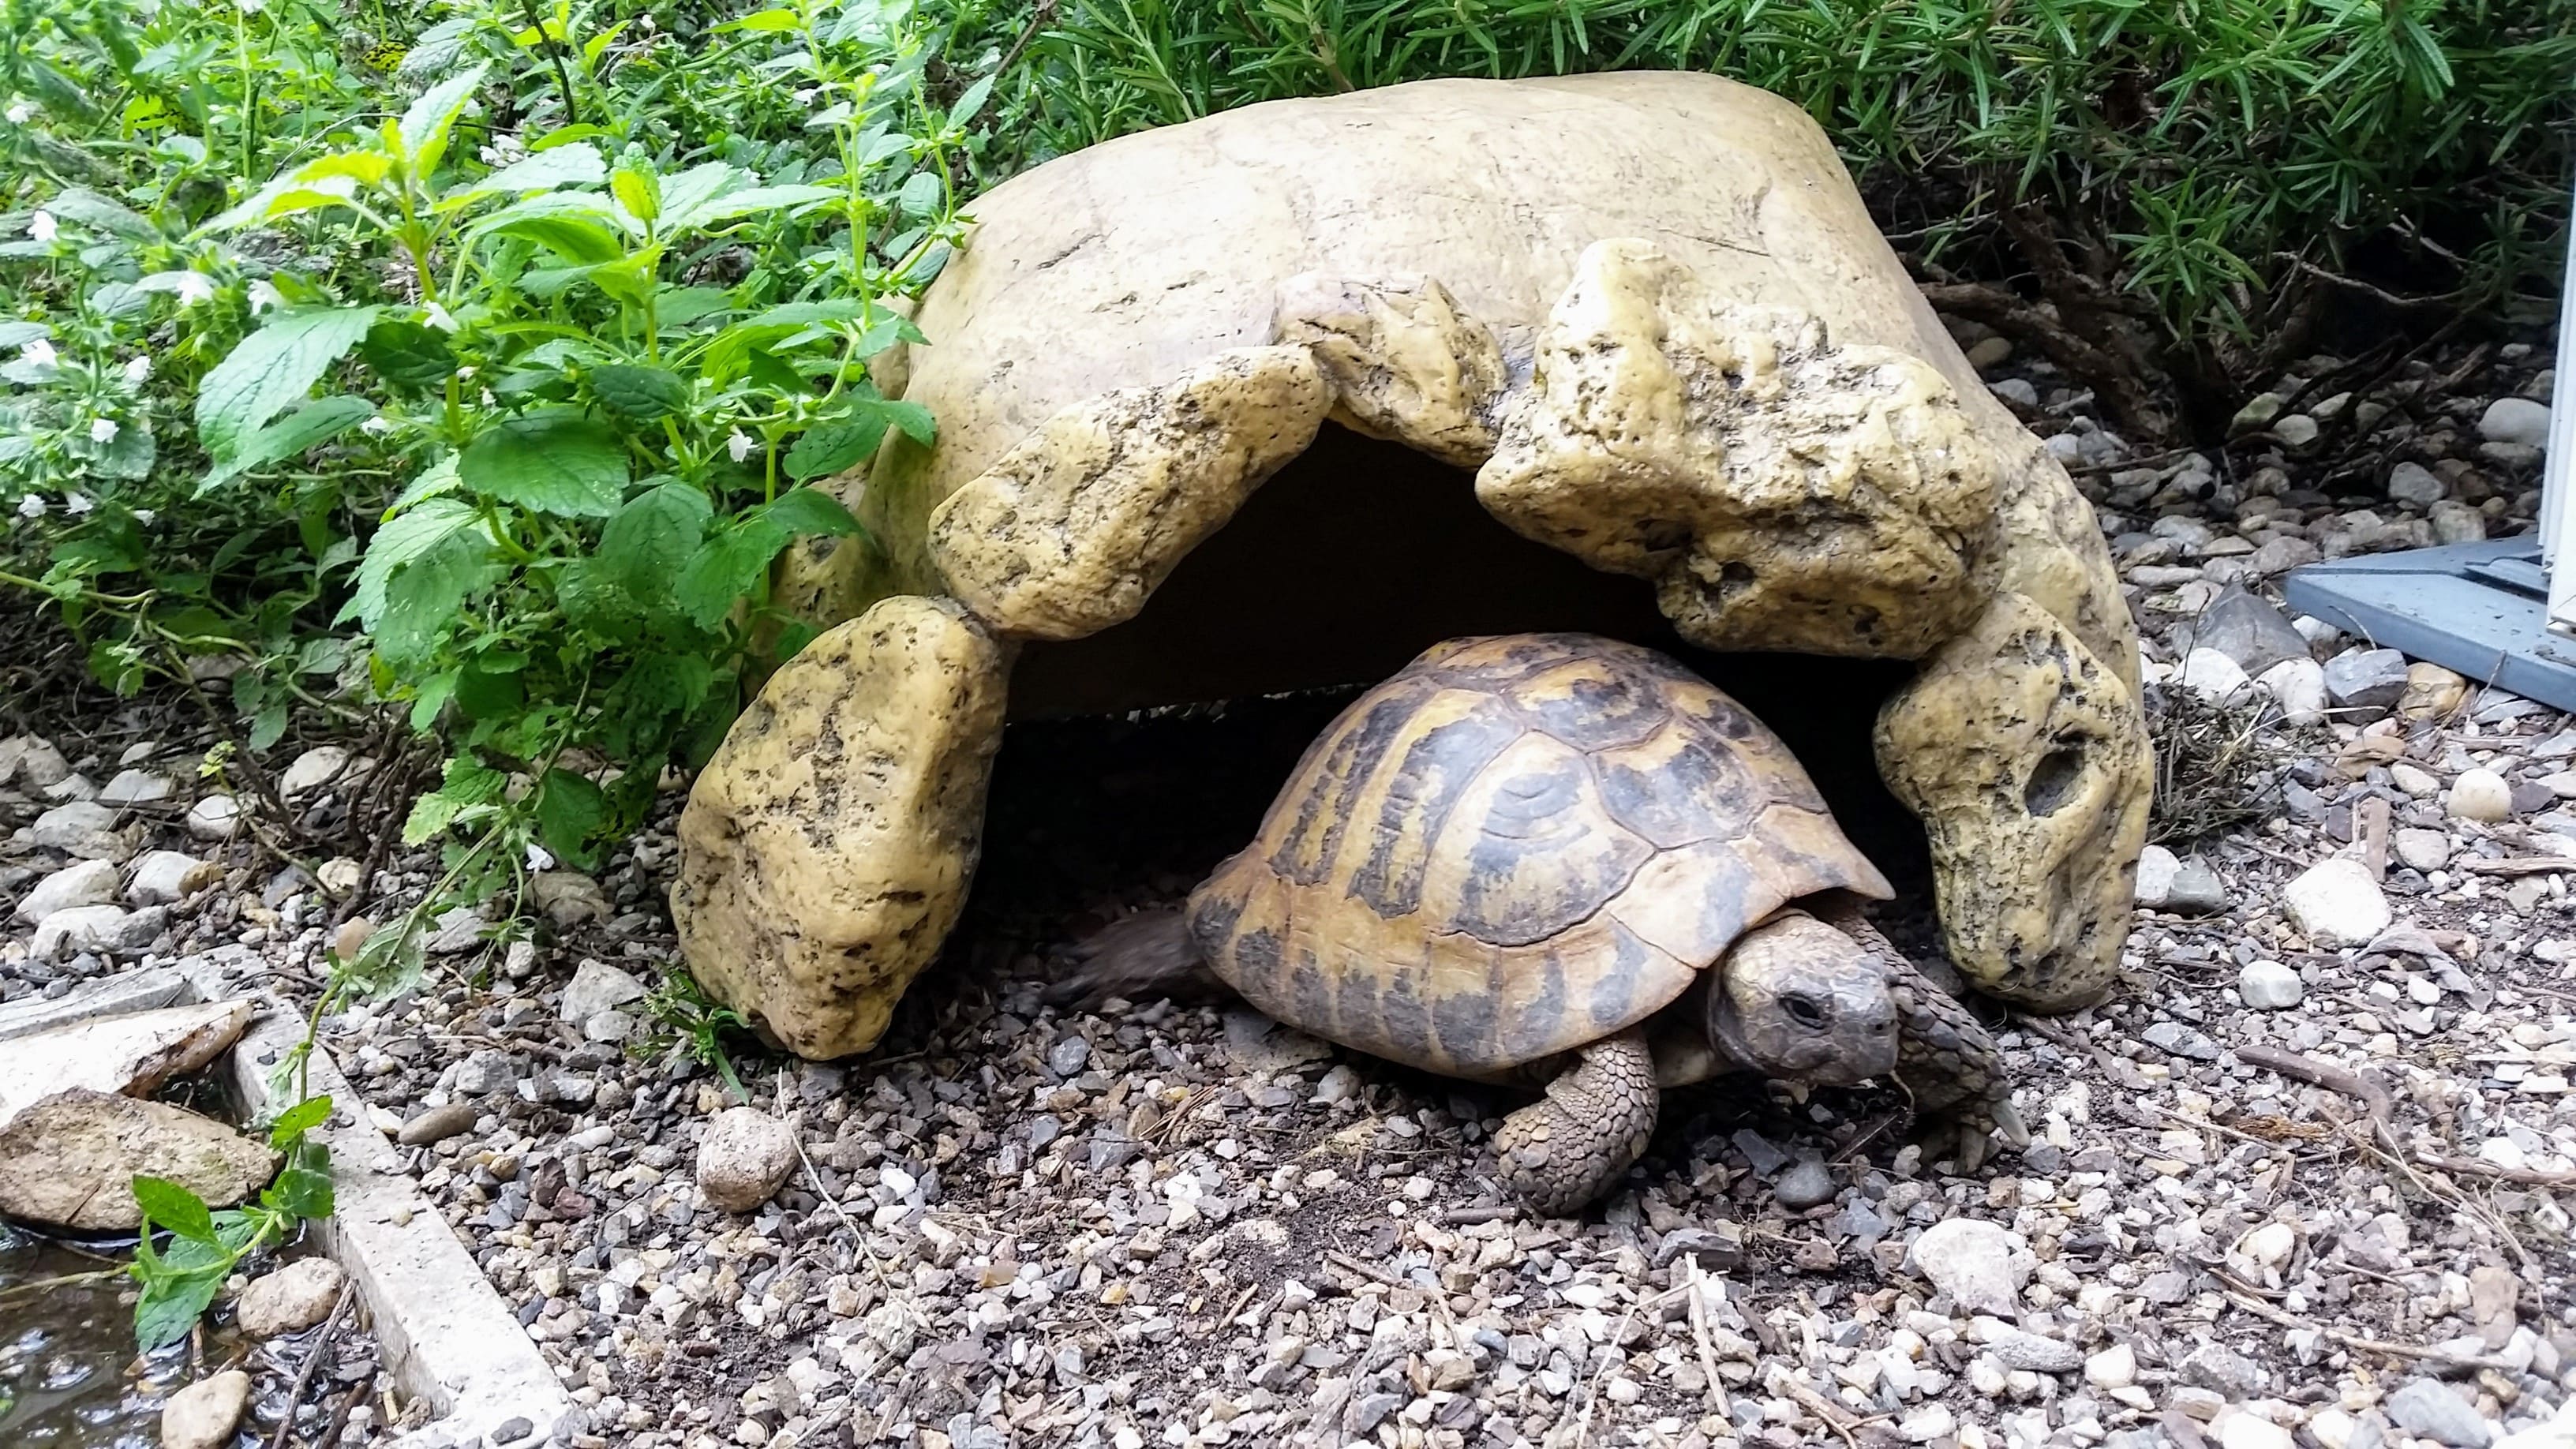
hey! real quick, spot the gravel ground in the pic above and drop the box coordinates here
[6,309,2576,1449]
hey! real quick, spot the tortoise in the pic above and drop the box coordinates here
[1055,631,2024,1214]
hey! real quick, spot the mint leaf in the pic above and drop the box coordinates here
[133,1264,226,1352]
[131,1176,216,1243]
[459,410,627,517]
[598,483,710,591]
[399,61,491,176]
[196,307,382,459]
[375,530,500,664]
[361,318,457,389]
[784,415,886,480]
[672,518,791,630]
[268,1095,332,1147]
[590,364,689,421]
[342,496,478,628]
[756,486,862,537]
[535,768,606,867]
[200,395,375,491]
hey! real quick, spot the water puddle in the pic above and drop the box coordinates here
[0,1223,202,1447]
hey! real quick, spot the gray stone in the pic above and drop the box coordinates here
[279,745,351,796]
[2282,859,2391,949]
[234,1257,346,1338]
[1906,1219,2031,1316]
[2237,960,2305,1010]
[1732,1129,1789,1176]
[2479,397,2551,450]
[452,1050,523,1096]
[185,794,242,841]
[530,871,610,927]
[1987,1331,2082,1374]
[560,960,647,1024]
[2430,500,2488,545]
[161,1370,253,1449]
[1773,1158,1836,1211]
[16,858,119,923]
[2256,656,2327,727]
[2383,1380,2496,1447]
[2275,414,2319,447]
[2166,859,2230,916]
[28,799,129,859]
[2446,768,2512,823]
[2322,648,2409,710]
[583,1009,636,1044]
[2387,461,2446,507]
[126,850,221,906]
[2394,828,2451,873]
[2180,648,2254,702]
[398,1102,478,1146]
[1048,1034,1091,1078]
[96,768,172,806]
[32,904,131,960]
[1,735,69,788]
[2178,1342,2264,1398]
[697,1106,798,1211]
[2134,844,2179,908]
[2230,394,2285,435]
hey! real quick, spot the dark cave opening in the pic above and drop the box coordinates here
[960,424,1938,950]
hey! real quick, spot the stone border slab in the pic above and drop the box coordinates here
[6,969,575,1448]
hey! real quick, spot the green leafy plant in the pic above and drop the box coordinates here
[638,967,756,1101]
[127,1095,335,1352]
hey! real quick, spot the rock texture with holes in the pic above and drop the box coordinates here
[706,72,2148,1048]
[670,597,1008,1058]
[1877,595,2153,1007]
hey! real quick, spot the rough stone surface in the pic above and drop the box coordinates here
[2192,584,2309,676]
[234,1257,346,1338]
[2257,656,2327,727]
[28,799,130,859]
[926,346,1331,641]
[1904,1218,2032,1316]
[1274,271,1505,466]
[559,959,647,1024]
[2237,960,2305,1010]
[2135,844,2179,908]
[17,857,120,923]
[279,744,351,796]
[2447,768,2513,823]
[2282,858,2392,949]
[672,597,1007,1059]
[2180,647,2254,701]
[160,1370,252,1449]
[1878,593,2151,1008]
[32,903,134,959]
[126,848,220,905]
[696,1106,799,1212]
[1480,238,2002,659]
[0,1000,252,1126]
[185,793,242,841]
[0,1088,275,1230]
[2387,1380,2498,1448]
[2323,648,2409,710]
[395,1101,477,1146]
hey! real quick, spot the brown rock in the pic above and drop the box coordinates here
[0,1089,275,1231]
[161,1369,251,1449]
[671,597,1006,1058]
[233,1257,346,1338]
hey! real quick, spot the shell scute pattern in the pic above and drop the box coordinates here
[1193,633,1890,1075]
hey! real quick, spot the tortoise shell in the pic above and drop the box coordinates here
[1188,633,1893,1077]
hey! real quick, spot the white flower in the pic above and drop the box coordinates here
[4,102,32,125]
[171,272,216,306]
[122,355,151,384]
[235,0,263,13]
[524,841,556,872]
[726,430,754,463]
[27,211,54,244]
[454,364,474,379]
[16,494,43,519]
[20,338,56,369]
[62,491,92,515]
[424,302,458,331]
[360,416,394,436]
[88,416,118,444]
[132,508,155,524]
[246,279,283,313]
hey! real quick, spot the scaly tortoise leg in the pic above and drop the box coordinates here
[1494,1028,1658,1215]
[1827,908,2029,1172]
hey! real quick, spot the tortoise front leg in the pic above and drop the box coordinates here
[1827,907,2029,1172]
[1494,1028,1658,1215]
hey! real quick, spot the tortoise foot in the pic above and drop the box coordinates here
[1495,1029,1658,1215]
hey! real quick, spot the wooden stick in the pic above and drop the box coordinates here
[268,1282,356,1449]
[2211,1268,2515,1371]
[2356,797,2391,882]
[2460,857,2576,878]
[2231,1043,2393,1121]
[2414,1153,2576,1187]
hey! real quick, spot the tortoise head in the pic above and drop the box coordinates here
[1706,910,1898,1085]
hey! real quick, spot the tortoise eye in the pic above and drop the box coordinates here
[1781,992,1827,1029]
